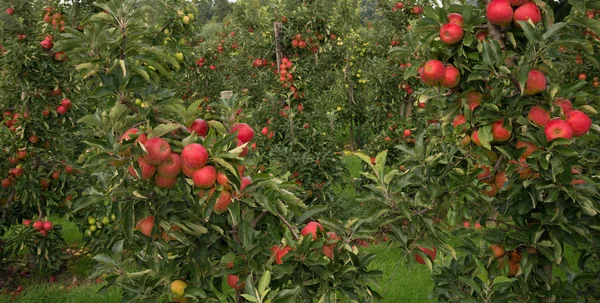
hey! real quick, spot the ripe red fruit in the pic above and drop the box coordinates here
[17,150,27,159]
[32,221,43,230]
[544,119,573,141]
[486,0,514,26]
[492,120,511,141]
[516,140,539,159]
[301,221,324,240]
[40,37,53,50]
[65,165,74,174]
[29,135,39,144]
[231,123,254,143]
[439,23,464,45]
[40,178,50,189]
[227,274,245,291]
[513,2,541,27]
[192,165,217,188]
[128,157,156,180]
[463,221,471,228]
[475,30,489,41]
[554,98,573,114]
[466,91,483,111]
[43,221,53,231]
[240,177,252,192]
[42,109,50,117]
[23,219,31,226]
[181,143,208,169]
[523,70,547,95]
[155,174,177,188]
[453,115,466,127]
[471,130,482,146]
[181,164,197,178]
[135,216,154,237]
[578,74,586,81]
[475,222,482,229]
[214,190,233,214]
[61,98,72,109]
[415,246,437,264]
[39,230,48,237]
[56,105,68,115]
[1,178,11,188]
[566,110,592,136]
[8,156,18,164]
[508,0,529,6]
[261,127,269,136]
[420,60,445,86]
[447,13,464,25]
[527,106,550,127]
[188,119,208,136]
[217,172,232,190]
[157,153,182,178]
[6,7,14,15]
[440,65,461,88]
[51,170,61,180]
[143,138,171,165]
[120,128,138,141]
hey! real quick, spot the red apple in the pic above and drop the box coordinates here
[544,119,573,141]
[182,164,197,178]
[1,178,11,188]
[217,172,232,190]
[516,140,539,159]
[471,130,482,146]
[135,216,154,237]
[188,119,208,136]
[143,138,171,165]
[231,123,254,143]
[33,221,43,230]
[43,221,53,231]
[157,153,182,178]
[155,174,177,188]
[23,219,31,226]
[527,106,550,127]
[6,7,14,15]
[466,91,483,111]
[181,143,208,169]
[227,274,245,291]
[65,165,74,174]
[420,60,445,86]
[214,190,233,214]
[261,127,269,136]
[486,0,514,26]
[403,129,412,137]
[453,114,467,127]
[56,105,68,115]
[415,246,437,264]
[492,119,511,141]
[301,221,324,240]
[566,110,592,136]
[475,30,489,41]
[523,70,546,95]
[128,157,156,180]
[17,149,27,159]
[192,165,217,188]
[40,37,53,50]
[61,98,72,109]
[447,13,464,25]
[513,2,541,27]
[463,221,471,228]
[554,98,573,114]
[440,65,461,88]
[240,176,252,192]
[439,23,464,45]
[120,128,139,141]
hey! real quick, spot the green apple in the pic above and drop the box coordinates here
[182,16,190,24]
[89,225,97,232]
[111,214,116,221]
[84,229,92,236]
[187,13,195,21]
[175,52,184,63]
[102,216,110,225]
[88,217,96,225]
[164,28,170,36]
[135,98,142,105]
[178,38,186,45]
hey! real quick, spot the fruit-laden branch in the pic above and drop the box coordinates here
[484,0,521,93]
[154,116,189,134]
[483,154,505,183]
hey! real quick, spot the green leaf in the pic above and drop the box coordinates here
[571,18,600,37]
[297,205,327,223]
[148,123,180,139]
[258,270,271,297]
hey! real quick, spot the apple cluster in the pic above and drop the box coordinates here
[123,122,254,214]
[419,59,461,88]
[439,13,464,45]
[277,57,304,100]
[23,218,53,237]
[43,7,66,32]
[486,0,541,27]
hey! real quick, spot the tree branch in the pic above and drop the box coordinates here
[275,212,299,240]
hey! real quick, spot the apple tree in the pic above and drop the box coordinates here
[358,0,600,301]
[57,1,383,302]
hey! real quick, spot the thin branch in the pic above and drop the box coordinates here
[155,117,189,133]
[251,211,268,228]
[275,212,299,240]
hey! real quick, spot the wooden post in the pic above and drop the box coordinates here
[220,90,233,100]
[274,22,283,73]
[405,97,413,118]
[343,59,356,151]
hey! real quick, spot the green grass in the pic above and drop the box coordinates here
[364,246,435,302]
[0,284,121,303]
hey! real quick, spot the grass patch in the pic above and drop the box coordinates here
[0,283,121,303]
[363,245,435,302]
